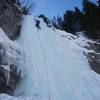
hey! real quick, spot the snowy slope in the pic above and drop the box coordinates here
[1,15,100,100]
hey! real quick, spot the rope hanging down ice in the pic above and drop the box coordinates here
[37,29,51,100]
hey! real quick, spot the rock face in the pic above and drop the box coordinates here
[0,28,26,95]
[0,0,23,40]
[0,0,26,95]
[87,42,100,74]
[0,65,20,95]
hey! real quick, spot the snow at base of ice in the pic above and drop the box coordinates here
[1,15,100,100]
[0,94,40,100]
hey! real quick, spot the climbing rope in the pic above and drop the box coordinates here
[36,29,51,100]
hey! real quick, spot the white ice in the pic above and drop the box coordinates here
[0,28,26,86]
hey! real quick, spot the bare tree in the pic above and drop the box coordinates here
[21,0,36,15]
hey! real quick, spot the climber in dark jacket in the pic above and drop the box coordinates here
[35,20,41,29]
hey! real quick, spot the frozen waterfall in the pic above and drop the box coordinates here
[4,15,100,100]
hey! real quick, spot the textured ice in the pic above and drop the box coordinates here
[0,28,26,83]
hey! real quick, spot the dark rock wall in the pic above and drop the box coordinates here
[0,0,26,95]
[0,65,21,95]
[0,0,23,40]
[87,42,100,74]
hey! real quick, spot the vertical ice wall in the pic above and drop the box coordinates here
[15,15,100,100]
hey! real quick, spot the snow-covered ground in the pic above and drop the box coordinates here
[0,15,100,100]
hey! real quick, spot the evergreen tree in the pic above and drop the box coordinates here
[52,16,59,29]
[63,10,76,34]
[38,14,48,24]
[56,16,63,29]
[74,7,83,32]
[82,0,100,39]
[51,0,100,39]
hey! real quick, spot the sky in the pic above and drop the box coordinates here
[20,0,97,18]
